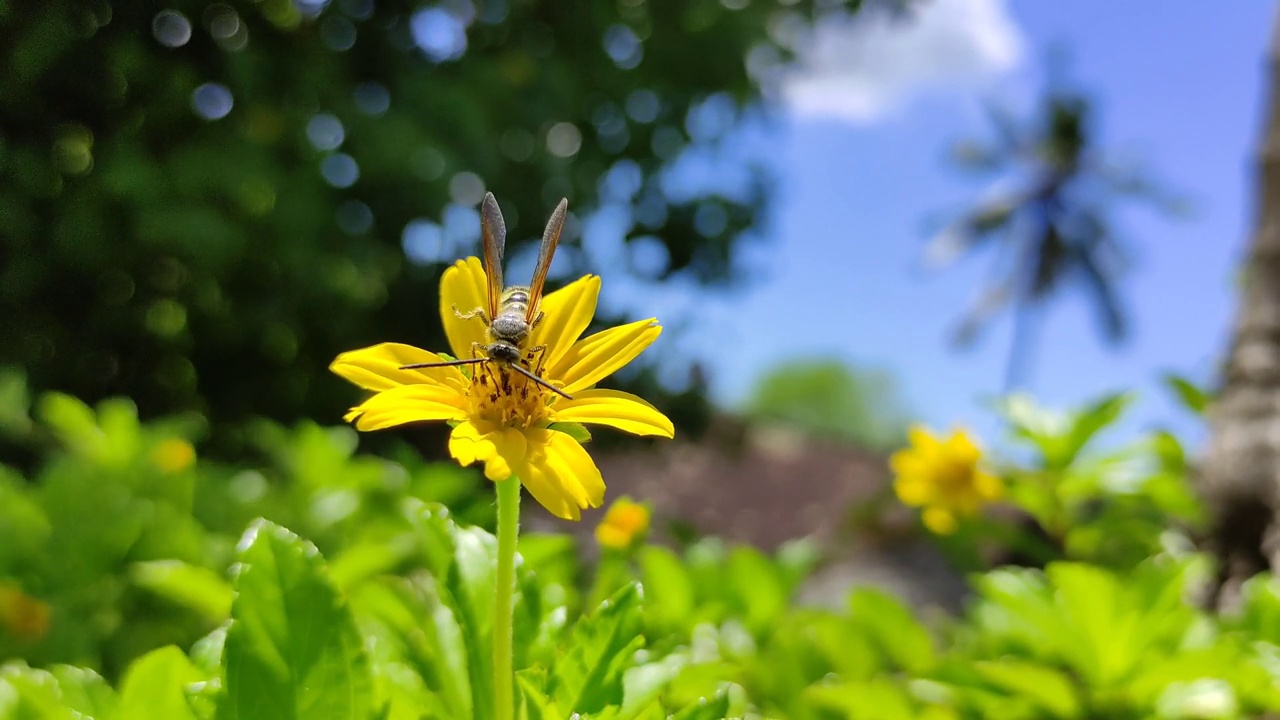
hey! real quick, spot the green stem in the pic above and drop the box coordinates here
[494,476,521,720]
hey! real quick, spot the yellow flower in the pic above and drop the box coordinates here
[595,496,651,550]
[890,425,1003,534]
[0,584,51,643]
[151,438,196,473]
[331,257,675,520]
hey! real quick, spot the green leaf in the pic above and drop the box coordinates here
[346,579,464,720]
[1162,373,1210,415]
[118,646,203,720]
[0,663,64,718]
[616,652,690,719]
[727,546,787,634]
[517,670,562,720]
[131,560,234,622]
[549,422,592,444]
[410,502,497,720]
[848,588,935,672]
[638,545,695,632]
[972,661,1079,718]
[49,666,118,719]
[805,678,914,720]
[1061,392,1131,467]
[551,583,645,714]
[217,520,375,720]
[670,690,730,720]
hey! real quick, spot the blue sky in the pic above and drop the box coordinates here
[600,0,1271,446]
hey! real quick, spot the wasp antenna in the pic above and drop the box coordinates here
[509,363,572,399]
[399,358,487,370]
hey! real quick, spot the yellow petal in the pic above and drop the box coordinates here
[907,425,941,455]
[330,342,467,391]
[528,275,601,370]
[889,449,924,477]
[922,507,957,535]
[347,384,468,431]
[551,389,675,438]
[513,428,605,521]
[439,257,490,361]
[448,421,527,481]
[974,470,1004,500]
[894,475,934,506]
[944,428,982,463]
[550,318,662,395]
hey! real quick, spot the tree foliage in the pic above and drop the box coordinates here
[745,357,909,449]
[0,0,846,452]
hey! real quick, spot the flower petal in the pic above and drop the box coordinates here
[551,389,674,438]
[346,384,469,431]
[330,342,467,391]
[907,425,941,455]
[550,318,662,395]
[448,421,527,481]
[513,428,605,521]
[923,507,957,534]
[894,475,934,506]
[528,275,600,370]
[439,257,491,361]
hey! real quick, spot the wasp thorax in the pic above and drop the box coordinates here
[488,312,530,344]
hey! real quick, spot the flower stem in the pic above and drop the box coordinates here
[494,476,521,720]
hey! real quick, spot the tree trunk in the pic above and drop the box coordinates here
[1203,4,1280,610]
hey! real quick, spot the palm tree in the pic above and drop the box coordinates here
[924,79,1185,390]
[1202,7,1280,610]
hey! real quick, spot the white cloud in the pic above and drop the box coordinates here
[782,0,1025,123]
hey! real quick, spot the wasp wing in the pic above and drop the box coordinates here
[480,192,506,321]
[525,198,568,324]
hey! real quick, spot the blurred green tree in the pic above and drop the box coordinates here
[745,357,909,449]
[924,75,1187,390]
[0,0,857,455]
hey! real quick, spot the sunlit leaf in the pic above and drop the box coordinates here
[217,520,376,720]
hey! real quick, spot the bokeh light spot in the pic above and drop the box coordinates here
[306,113,345,151]
[413,147,446,180]
[402,219,447,264]
[320,14,357,51]
[321,153,360,187]
[191,83,234,120]
[546,122,582,158]
[626,89,660,123]
[603,24,642,69]
[354,82,390,115]
[411,8,467,62]
[448,171,485,206]
[52,124,94,175]
[500,128,535,162]
[146,299,188,337]
[336,200,374,234]
[152,9,192,48]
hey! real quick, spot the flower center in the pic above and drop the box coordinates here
[466,361,554,428]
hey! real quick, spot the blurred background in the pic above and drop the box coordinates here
[1,0,1273,697]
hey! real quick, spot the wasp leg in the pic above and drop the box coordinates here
[526,345,548,374]
[454,306,490,324]
[531,310,545,329]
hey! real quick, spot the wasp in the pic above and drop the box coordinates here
[400,193,572,399]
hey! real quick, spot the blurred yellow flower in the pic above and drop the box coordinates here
[890,425,1003,534]
[0,584,51,642]
[331,257,675,521]
[595,496,651,550]
[151,438,196,473]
